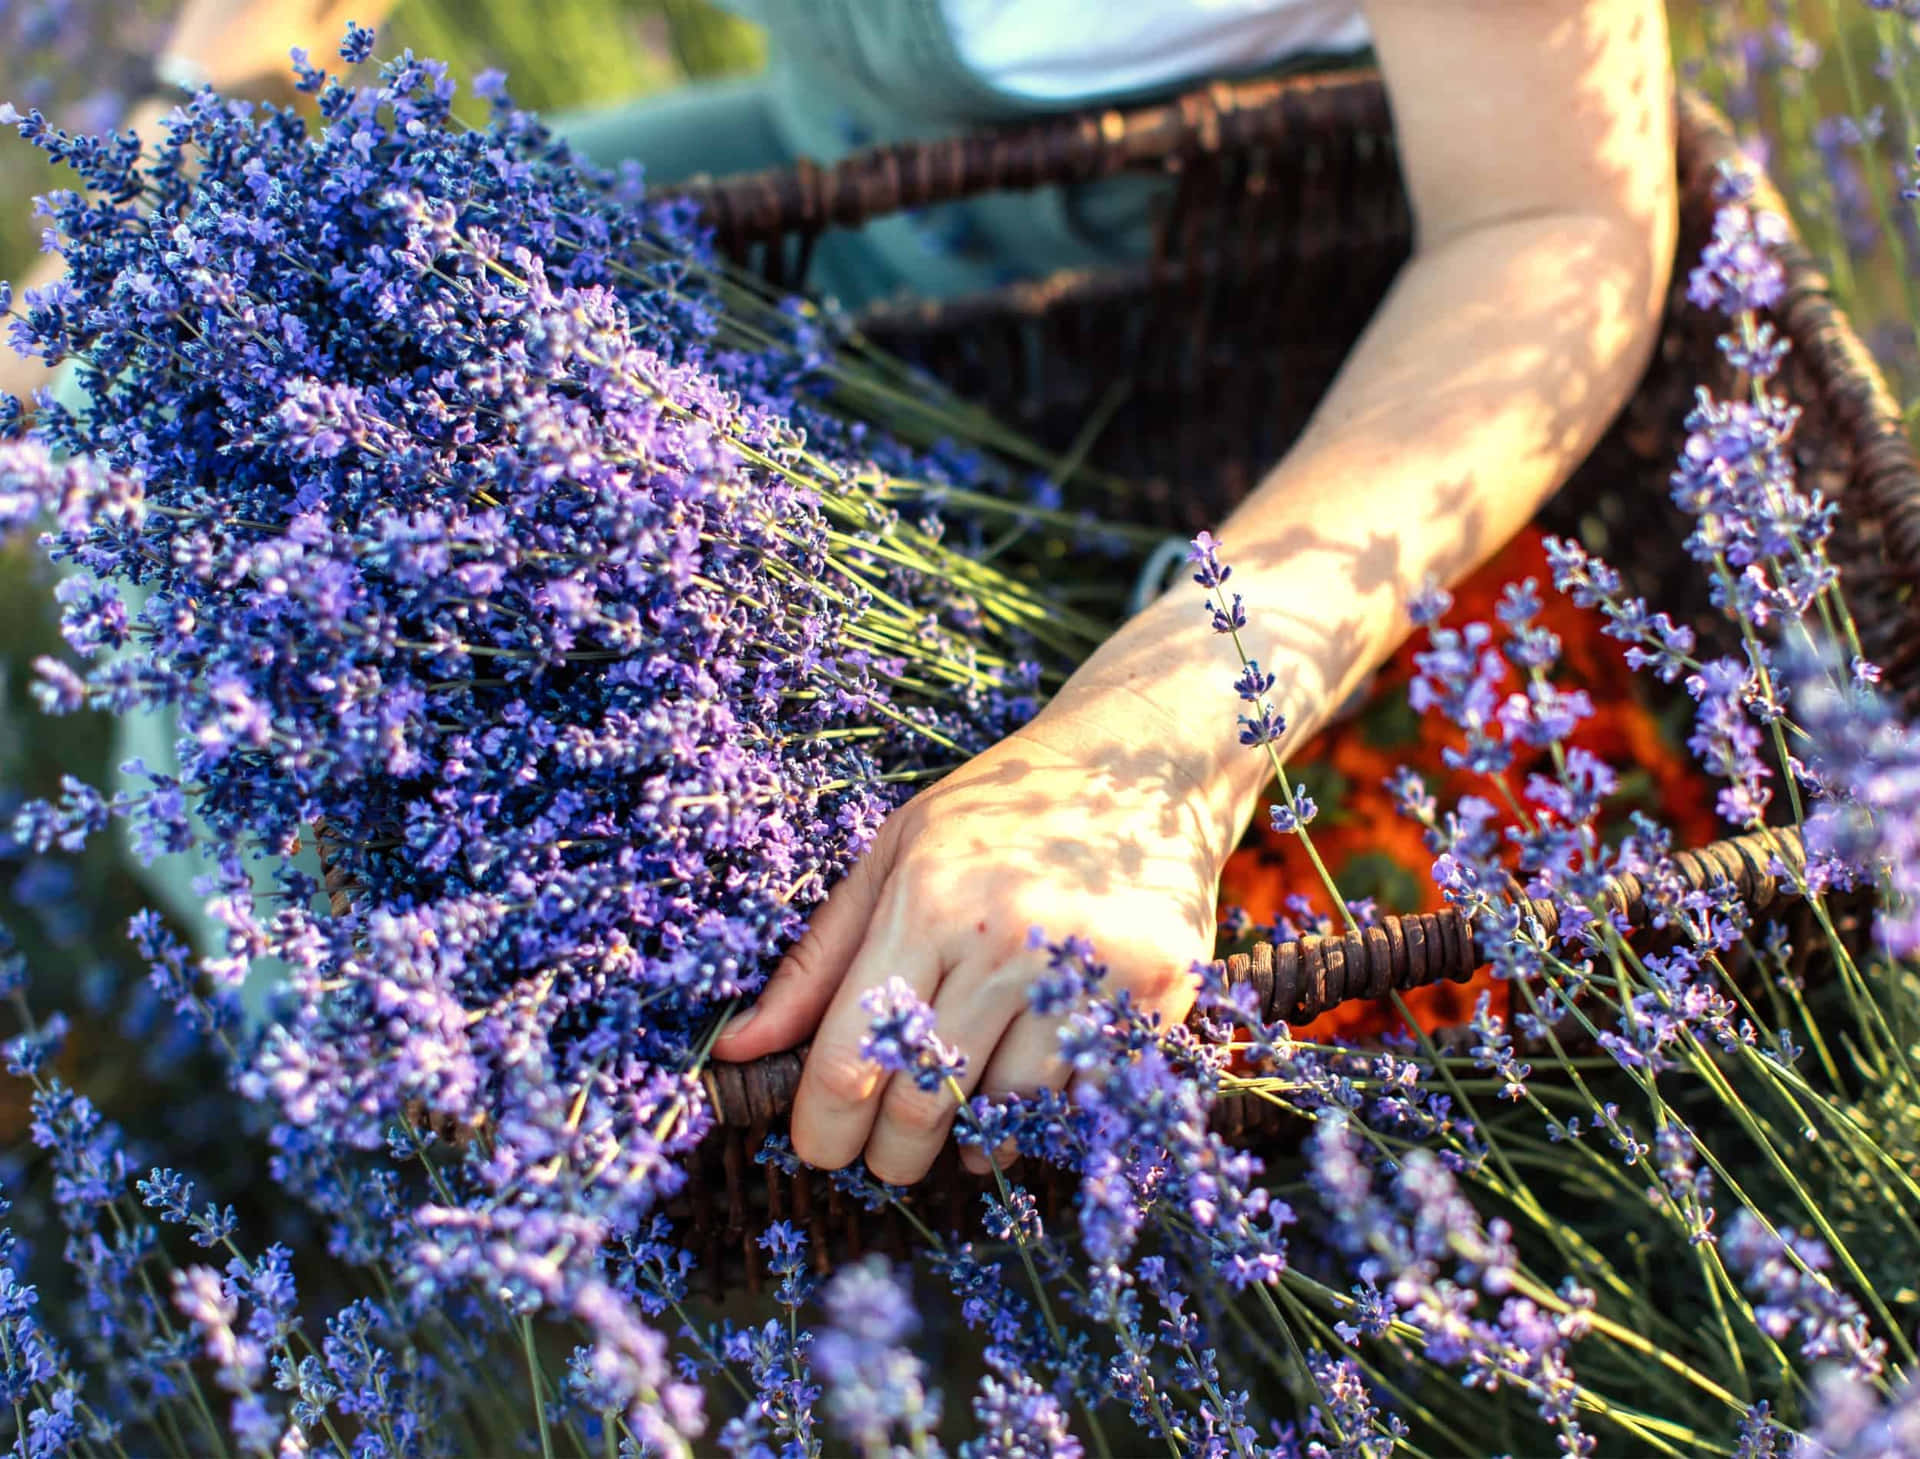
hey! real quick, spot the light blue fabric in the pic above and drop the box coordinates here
[554,1,1368,309]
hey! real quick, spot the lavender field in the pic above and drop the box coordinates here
[0,4,1912,1457]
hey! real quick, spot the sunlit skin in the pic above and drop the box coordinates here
[714,0,1679,1186]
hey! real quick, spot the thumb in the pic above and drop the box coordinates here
[712,846,890,1062]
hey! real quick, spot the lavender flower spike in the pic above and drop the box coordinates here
[860,978,967,1091]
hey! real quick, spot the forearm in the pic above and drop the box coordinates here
[1035,207,1673,864]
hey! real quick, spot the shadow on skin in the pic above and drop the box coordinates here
[720,3,1682,1183]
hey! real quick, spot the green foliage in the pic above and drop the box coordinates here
[1675,0,1920,402]
[386,0,763,121]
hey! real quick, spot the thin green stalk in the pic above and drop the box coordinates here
[0,1328,28,1459]
[525,1317,557,1459]
[1206,1282,1332,1450]
[942,1073,1115,1459]
[1267,1276,1481,1456]
[1822,0,1920,359]
[1519,944,1914,1376]
[1202,577,1358,934]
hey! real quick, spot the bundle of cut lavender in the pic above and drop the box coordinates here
[0,26,1110,1405]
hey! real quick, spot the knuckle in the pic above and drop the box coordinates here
[844,836,894,895]
[1140,956,1203,1009]
[980,1062,1064,1103]
[1104,946,1200,1010]
[880,1081,953,1136]
[865,1151,922,1187]
[774,939,825,989]
[807,1048,882,1107]
[891,854,949,907]
[981,954,1044,999]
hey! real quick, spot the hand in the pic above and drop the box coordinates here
[160,0,398,93]
[711,695,1230,1185]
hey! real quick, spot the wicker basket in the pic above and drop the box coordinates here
[643,69,1920,1284]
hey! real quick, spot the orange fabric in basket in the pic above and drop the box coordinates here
[1217,527,1719,1041]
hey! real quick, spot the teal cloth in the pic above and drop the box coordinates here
[46,359,307,1015]
[556,1,1369,309]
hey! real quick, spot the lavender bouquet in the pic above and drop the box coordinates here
[0,24,1118,1437]
[1,16,1919,1459]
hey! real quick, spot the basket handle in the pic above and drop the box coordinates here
[703,824,1806,1127]
[672,69,1391,249]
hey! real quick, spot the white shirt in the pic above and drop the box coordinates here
[941,0,1369,102]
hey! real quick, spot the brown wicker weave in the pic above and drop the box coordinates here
[646,68,1920,1286]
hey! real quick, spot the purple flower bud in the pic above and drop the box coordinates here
[338,21,377,64]
[1186,530,1231,589]
[1269,789,1317,834]
[1231,660,1275,703]
[1687,200,1789,317]
[860,978,966,1090]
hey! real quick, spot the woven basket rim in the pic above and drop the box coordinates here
[660,79,1920,1119]
[674,66,1392,243]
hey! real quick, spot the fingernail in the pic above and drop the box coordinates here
[719,1005,757,1040]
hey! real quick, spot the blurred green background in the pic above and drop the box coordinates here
[0,0,765,277]
[0,0,1912,998]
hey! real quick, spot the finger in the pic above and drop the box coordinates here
[958,1007,1072,1175]
[788,912,943,1171]
[713,851,888,1062]
[863,956,1027,1187]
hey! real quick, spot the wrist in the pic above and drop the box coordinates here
[1033,596,1283,869]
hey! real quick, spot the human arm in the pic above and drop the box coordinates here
[1035,0,1680,896]
[712,0,1678,1185]
[156,0,398,93]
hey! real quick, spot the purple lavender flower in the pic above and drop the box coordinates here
[0,1197,99,1456]
[1723,1210,1885,1382]
[1687,193,1790,315]
[1792,1367,1920,1459]
[1687,657,1775,827]
[1302,1351,1404,1459]
[1269,788,1318,834]
[0,31,1091,1419]
[1187,530,1231,590]
[1667,182,1842,638]
[1787,642,1920,955]
[171,1264,272,1449]
[960,1355,1081,1459]
[1737,1400,1790,1459]
[860,977,967,1091]
[813,1257,944,1456]
[1542,536,1697,683]
[1409,619,1512,775]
